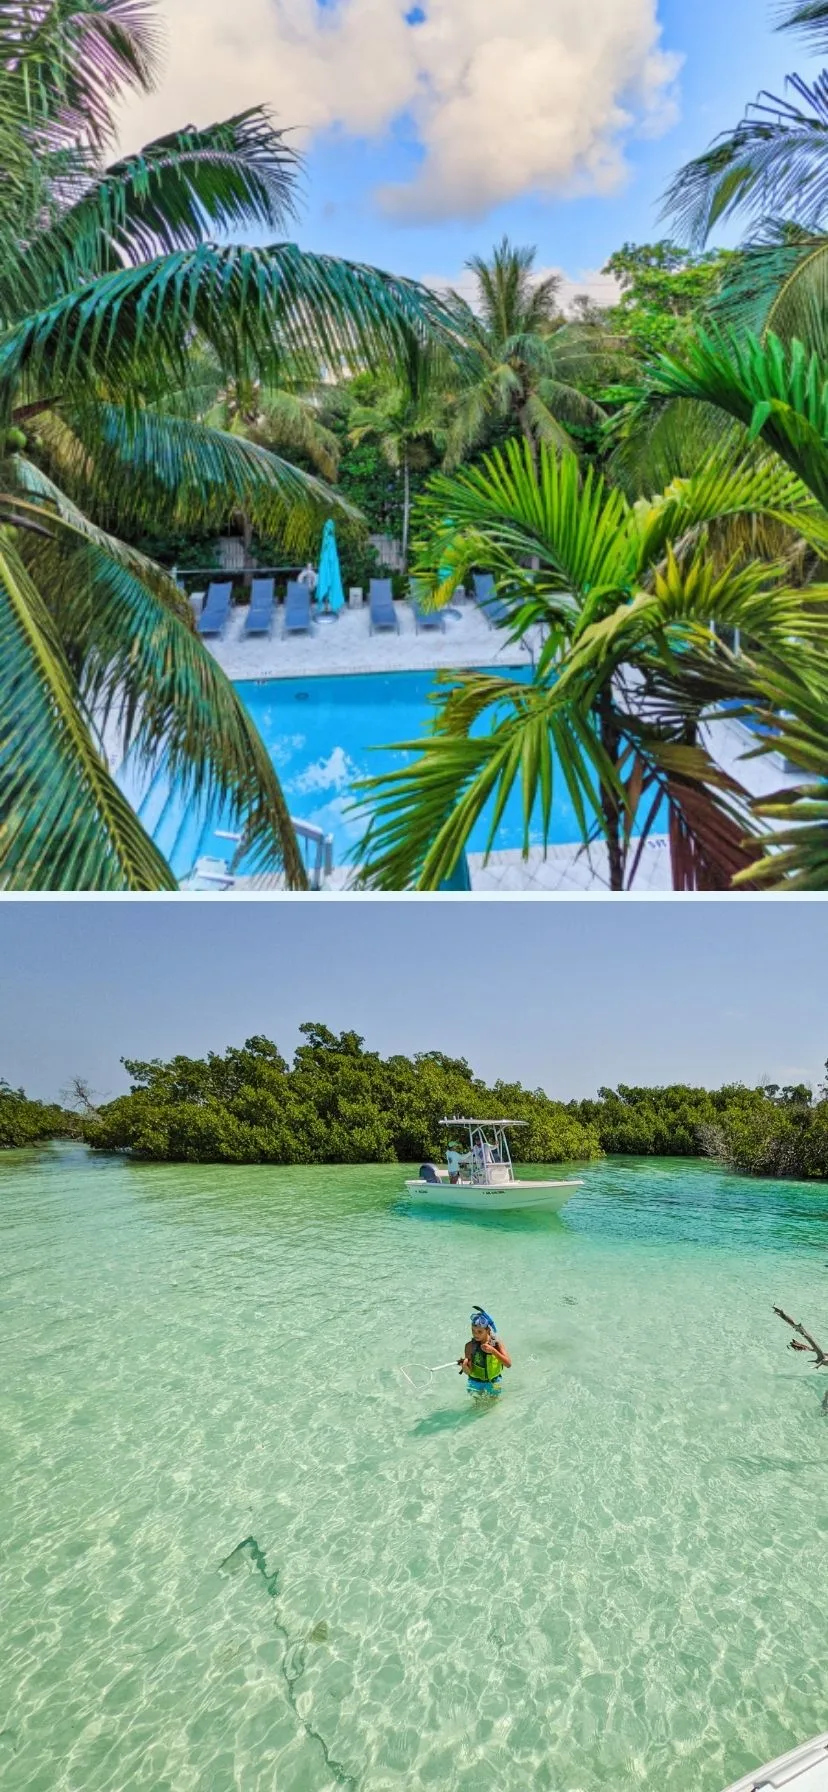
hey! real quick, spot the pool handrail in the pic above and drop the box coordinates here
[205,819,334,890]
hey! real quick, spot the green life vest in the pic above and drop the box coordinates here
[470,1344,501,1381]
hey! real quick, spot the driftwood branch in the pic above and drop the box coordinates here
[774,1307,828,1411]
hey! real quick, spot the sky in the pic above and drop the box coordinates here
[1,901,826,1104]
[116,0,822,302]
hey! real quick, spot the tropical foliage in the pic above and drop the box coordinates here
[0,0,458,891]
[438,238,611,467]
[664,0,828,353]
[569,1081,802,1158]
[646,326,828,886]
[343,348,449,568]
[601,241,735,359]
[0,1081,72,1148]
[355,417,828,890]
[64,1039,828,1180]
[16,1040,828,1179]
[7,0,827,893]
[84,1025,602,1164]
[699,1070,828,1178]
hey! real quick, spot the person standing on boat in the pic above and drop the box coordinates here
[472,1138,494,1179]
[446,1145,471,1185]
[459,1308,511,1397]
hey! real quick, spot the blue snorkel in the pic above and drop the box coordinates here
[471,1306,496,1333]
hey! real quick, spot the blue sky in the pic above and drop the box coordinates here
[296,0,821,284]
[1,902,825,1103]
[120,0,822,296]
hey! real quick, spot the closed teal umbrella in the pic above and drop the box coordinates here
[316,519,344,617]
[438,851,471,891]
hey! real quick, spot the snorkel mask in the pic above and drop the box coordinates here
[471,1306,496,1333]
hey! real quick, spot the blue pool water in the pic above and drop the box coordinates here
[119,666,608,876]
[120,668,671,877]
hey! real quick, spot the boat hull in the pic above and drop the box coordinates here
[403,1178,581,1212]
[721,1733,828,1791]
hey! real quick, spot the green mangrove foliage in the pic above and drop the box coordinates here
[11,1044,828,1177]
[0,1081,71,1148]
[699,1080,828,1178]
[568,1078,828,1177]
[568,1082,808,1158]
[84,1025,601,1165]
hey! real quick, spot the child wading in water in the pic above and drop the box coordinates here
[459,1307,511,1397]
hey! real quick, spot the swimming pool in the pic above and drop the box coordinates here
[119,666,598,877]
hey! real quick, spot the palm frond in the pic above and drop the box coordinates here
[465,238,562,340]
[0,0,160,151]
[29,402,357,547]
[9,509,308,884]
[0,530,176,889]
[633,442,821,571]
[664,771,762,889]
[606,396,738,498]
[0,243,464,413]
[708,231,828,347]
[647,328,828,509]
[354,674,609,890]
[778,1,828,52]
[663,74,828,247]
[730,632,828,887]
[7,450,195,617]
[413,442,637,617]
[17,110,301,309]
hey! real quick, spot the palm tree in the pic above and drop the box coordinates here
[194,353,341,564]
[644,324,828,886]
[353,429,828,891]
[663,1,828,351]
[345,343,449,568]
[441,237,610,468]
[0,0,458,890]
[664,1,828,244]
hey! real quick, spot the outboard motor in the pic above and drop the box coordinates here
[419,1162,441,1184]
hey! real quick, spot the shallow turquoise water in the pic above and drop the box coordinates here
[1,1147,827,1792]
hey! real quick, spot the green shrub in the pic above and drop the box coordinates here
[84,1025,603,1165]
[0,1081,73,1147]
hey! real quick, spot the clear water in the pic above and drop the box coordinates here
[2,1147,827,1792]
[116,667,607,876]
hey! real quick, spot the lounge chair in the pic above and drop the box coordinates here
[473,572,510,628]
[369,579,400,633]
[283,580,314,636]
[412,599,445,633]
[196,581,233,637]
[243,576,275,635]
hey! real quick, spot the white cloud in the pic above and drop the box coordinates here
[423,264,623,316]
[292,745,359,794]
[116,0,681,224]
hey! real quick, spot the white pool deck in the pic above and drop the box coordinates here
[185,592,800,895]
[192,588,535,682]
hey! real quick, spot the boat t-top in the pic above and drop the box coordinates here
[404,1119,583,1212]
